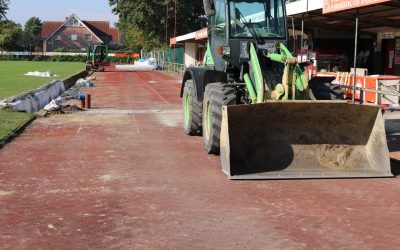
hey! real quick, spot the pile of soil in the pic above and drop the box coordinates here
[45,104,84,116]
[59,84,81,102]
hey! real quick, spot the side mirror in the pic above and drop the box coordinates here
[203,0,215,17]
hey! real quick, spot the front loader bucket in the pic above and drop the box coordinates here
[220,101,392,179]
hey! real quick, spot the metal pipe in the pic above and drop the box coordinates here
[352,10,359,104]
[359,89,364,104]
[267,53,286,63]
[290,17,296,52]
[166,0,169,46]
[300,15,304,62]
[85,94,91,109]
[334,84,400,96]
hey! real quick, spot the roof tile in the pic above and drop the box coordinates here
[109,27,120,44]
[42,21,64,39]
[42,16,119,44]
[84,21,110,37]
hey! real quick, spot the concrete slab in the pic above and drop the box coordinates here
[1,70,400,249]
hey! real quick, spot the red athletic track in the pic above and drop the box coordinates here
[0,69,399,249]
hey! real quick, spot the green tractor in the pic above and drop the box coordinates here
[86,45,110,72]
[181,0,391,179]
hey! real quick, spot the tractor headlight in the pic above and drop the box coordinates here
[218,46,231,56]
[222,46,231,55]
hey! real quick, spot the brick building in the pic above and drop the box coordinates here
[42,14,120,53]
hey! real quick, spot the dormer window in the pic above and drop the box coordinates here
[66,17,83,27]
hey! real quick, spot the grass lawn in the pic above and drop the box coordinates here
[0,61,84,100]
[0,61,83,143]
[0,108,34,142]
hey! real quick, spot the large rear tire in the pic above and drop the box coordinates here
[183,80,202,135]
[202,83,237,154]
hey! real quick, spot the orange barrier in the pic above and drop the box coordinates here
[321,72,400,104]
[114,53,140,58]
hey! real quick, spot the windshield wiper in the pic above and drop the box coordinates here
[234,7,264,44]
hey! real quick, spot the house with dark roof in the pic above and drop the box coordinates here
[42,14,120,53]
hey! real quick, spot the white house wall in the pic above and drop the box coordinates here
[184,43,197,67]
[286,0,323,16]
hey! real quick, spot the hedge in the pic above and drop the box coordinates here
[0,54,142,63]
[0,54,86,62]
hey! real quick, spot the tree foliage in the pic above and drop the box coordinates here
[0,0,8,20]
[22,17,42,51]
[0,20,22,50]
[109,0,206,50]
[122,23,163,51]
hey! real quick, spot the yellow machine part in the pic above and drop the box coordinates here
[220,101,392,179]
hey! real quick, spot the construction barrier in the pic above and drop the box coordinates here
[321,72,400,106]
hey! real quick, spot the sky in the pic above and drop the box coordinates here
[6,0,119,26]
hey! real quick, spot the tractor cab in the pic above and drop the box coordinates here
[204,0,287,71]
[229,0,286,39]
[86,45,110,71]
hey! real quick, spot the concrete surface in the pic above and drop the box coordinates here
[0,69,400,249]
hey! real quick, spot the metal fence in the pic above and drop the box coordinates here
[159,61,186,76]
[142,50,186,76]
[142,50,167,65]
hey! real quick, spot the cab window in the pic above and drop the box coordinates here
[211,0,226,38]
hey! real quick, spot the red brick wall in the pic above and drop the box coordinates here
[45,26,103,52]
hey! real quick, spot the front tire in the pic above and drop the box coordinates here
[202,83,237,154]
[182,80,202,135]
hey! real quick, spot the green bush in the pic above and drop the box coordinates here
[107,45,130,53]
[32,56,44,61]
[0,54,86,62]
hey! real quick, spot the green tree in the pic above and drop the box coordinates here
[0,20,22,50]
[109,0,206,50]
[22,17,42,51]
[0,0,8,20]
[122,24,163,51]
